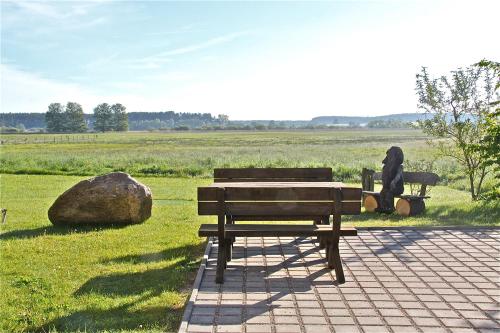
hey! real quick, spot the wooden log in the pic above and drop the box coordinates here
[363,193,380,213]
[396,198,425,216]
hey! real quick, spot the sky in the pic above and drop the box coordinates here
[1,0,499,120]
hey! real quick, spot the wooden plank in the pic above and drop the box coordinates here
[341,201,361,215]
[199,186,361,201]
[371,171,439,185]
[198,224,357,237]
[403,172,440,185]
[209,181,345,188]
[214,177,332,182]
[200,187,332,201]
[341,187,362,201]
[214,168,333,181]
[399,195,431,200]
[199,202,332,215]
[231,215,328,221]
[198,201,360,215]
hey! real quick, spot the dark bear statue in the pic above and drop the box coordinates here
[377,146,404,214]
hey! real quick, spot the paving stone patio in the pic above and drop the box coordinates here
[179,228,500,333]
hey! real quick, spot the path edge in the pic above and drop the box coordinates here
[178,237,213,333]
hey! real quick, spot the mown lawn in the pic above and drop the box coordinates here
[0,174,211,333]
[0,174,498,332]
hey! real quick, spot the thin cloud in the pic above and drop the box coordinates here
[13,1,106,20]
[66,17,108,30]
[14,1,62,19]
[127,31,249,70]
[84,52,120,70]
[126,57,173,70]
[157,31,250,57]
[146,24,196,36]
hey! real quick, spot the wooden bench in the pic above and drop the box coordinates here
[361,168,440,216]
[214,167,334,183]
[213,168,333,226]
[197,168,362,284]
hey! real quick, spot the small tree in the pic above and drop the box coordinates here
[473,60,500,200]
[94,103,113,132]
[111,103,128,131]
[65,102,87,132]
[416,64,499,200]
[217,114,229,126]
[45,103,65,132]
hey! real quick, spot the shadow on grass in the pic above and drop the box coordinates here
[0,224,130,241]
[350,201,500,226]
[100,242,205,265]
[36,301,184,332]
[35,242,205,332]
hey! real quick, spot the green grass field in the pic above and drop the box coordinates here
[0,130,498,332]
[0,129,456,180]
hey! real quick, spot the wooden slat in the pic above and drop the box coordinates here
[341,187,362,201]
[400,195,431,200]
[341,201,361,215]
[214,177,332,182]
[199,202,332,216]
[209,182,345,188]
[198,186,361,201]
[403,172,440,185]
[231,215,327,221]
[372,171,439,185]
[214,168,332,181]
[199,187,331,201]
[198,201,360,216]
[198,224,358,237]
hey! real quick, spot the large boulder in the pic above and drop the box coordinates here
[48,172,152,226]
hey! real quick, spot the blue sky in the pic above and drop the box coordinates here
[1,1,499,119]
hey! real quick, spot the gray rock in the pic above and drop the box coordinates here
[48,172,152,226]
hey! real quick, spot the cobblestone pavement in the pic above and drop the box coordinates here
[180,228,500,333]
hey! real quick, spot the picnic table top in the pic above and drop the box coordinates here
[207,181,347,188]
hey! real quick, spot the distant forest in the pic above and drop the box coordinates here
[0,111,424,132]
[0,111,224,132]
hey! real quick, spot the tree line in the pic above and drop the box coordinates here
[93,103,128,132]
[46,102,88,133]
[44,102,128,133]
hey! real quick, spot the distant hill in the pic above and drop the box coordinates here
[310,113,431,125]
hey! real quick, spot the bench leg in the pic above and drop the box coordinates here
[314,218,321,247]
[225,238,232,262]
[216,238,226,284]
[331,244,345,284]
[226,215,235,246]
[319,216,329,249]
[327,241,334,269]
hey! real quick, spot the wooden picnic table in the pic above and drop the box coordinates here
[197,177,362,284]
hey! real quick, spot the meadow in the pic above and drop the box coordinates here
[0,129,478,188]
[0,129,498,332]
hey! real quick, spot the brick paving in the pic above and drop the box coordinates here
[179,228,500,333]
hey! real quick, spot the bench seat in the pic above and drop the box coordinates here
[199,223,358,237]
[363,191,430,200]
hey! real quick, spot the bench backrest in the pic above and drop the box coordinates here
[198,186,362,216]
[361,168,440,196]
[214,168,333,183]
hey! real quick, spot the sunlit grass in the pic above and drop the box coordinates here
[1,129,459,181]
[0,175,210,332]
[1,174,498,332]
